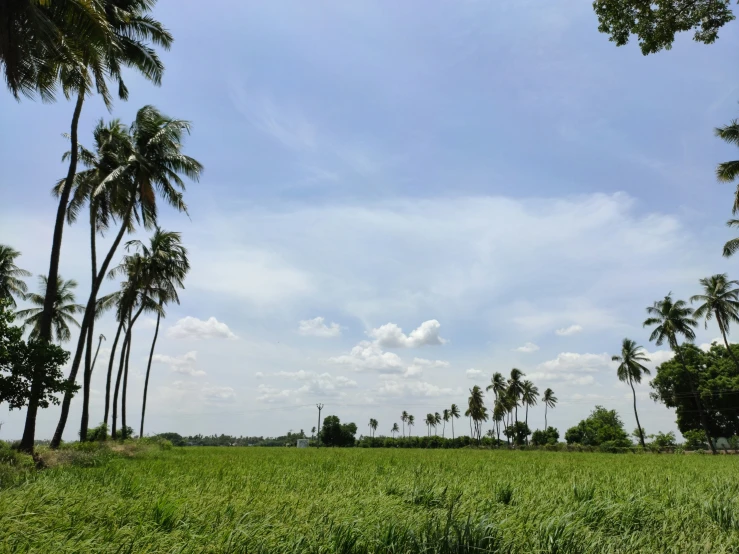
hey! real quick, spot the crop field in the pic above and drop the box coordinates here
[1,447,738,553]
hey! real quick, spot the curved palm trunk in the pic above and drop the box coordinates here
[451,418,455,441]
[80,332,104,440]
[19,91,85,453]
[139,310,161,438]
[80,205,98,442]
[104,319,125,429]
[630,377,646,449]
[525,404,529,445]
[121,328,132,439]
[50,200,135,448]
[111,322,130,440]
[442,420,445,438]
[675,342,717,455]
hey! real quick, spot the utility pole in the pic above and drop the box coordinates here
[316,403,324,447]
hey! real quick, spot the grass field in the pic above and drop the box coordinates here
[1,447,739,553]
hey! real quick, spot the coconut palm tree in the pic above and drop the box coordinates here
[467,385,488,443]
[391,423,399,438]
[612,338,651,449]
[493,399,505,446]
[407,415,415,437]
[401,410,408,438]
[690,274,739,371]
[50,106,202,448]
[520,380,539,441]
[442,408,450,438]
[486,371,507,404]
[433,412,441,436]
[542,388,557,430]
[0,245,30,308]
[507,368,524,423]
[715,119,739,214]
[16,276,83,343]
[644,293,716,454]
[449,403,460,441]
[368,418,378,439]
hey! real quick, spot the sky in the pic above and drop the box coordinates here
[1,1,738,441]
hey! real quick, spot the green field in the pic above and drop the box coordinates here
[1,447,738,553]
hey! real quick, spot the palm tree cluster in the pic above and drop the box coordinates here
[1,1,202,452]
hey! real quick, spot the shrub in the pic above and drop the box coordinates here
[683,430,708,450]
[531,427,559,446]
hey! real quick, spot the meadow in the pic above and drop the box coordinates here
[1,447,738,553]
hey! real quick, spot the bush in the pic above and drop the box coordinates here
[565,406,631,447]
[683,429,708,450]
[0,440,35,488]
[531,427,559,446]
[651,431,677,448]
[84,422,108,442]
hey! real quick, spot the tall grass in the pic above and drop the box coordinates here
[1,447,738,552]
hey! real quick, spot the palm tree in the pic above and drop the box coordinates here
[16,276,83,343]
[407,415,415,437]
[467,385,488,443]
[50,107,202,448]
[691,274,739,370]
[433,412,441,436]
[493,399,505,446]
[644,293,716,454]
[391,423,399,438]
[368,418,378,439]
[401,410,408,438]
[715,119,739,214]
[612,338,651,449]
[486,371,507,404]
[449,403,460,441]
[0,245,30,308]
[520,380,539,441]
[542,388,557,430]
[507,369,524,423]
[442,409,450,438]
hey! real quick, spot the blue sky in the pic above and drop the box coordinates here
[1,1,738,440]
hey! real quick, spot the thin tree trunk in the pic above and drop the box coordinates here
[50,199,135,448]
[442,420,445,438]
[111,322,129,440]
[121,327,132,439]
[675,343,717,455]
[19,91,85,453]
[545,404,548,431]
[117,303,145,439]
[80,205,98,442]
[718,316,739,372]
[630,377,646,449]
[451,418,454,441]
[140,310,161,438]
[104,319,125,430]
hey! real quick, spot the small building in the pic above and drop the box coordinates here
[296,439,310,448]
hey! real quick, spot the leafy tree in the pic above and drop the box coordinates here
[644,293,716,453]
[650,343,739,440]
[319,415,357,447]
[612,338,651,448]
[0,245,30,308]
[565,406,631,447]
[16,276,83,343]
[593,0,736,55]
[542,388,557,430]
[651,431,677,448]
[504,421,531,446]
[691,274,739,371]
[492,399,505,446]
[0,300,71,411]
[683,429,709,450]
[531,427,559,446]
[449,403,460,440]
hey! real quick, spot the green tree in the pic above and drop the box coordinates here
[691,274,739,371]
[644,293,716,453]
[612,338,651,448]
[504,421,531,446]
[492,399,505,446]
[520,380,539,439]
[407,414,415,437]
[542,388,557,430]
[565,406,631,447]
[531,427,559,446]
[433,412,441,436]
[391,422,399,438]
[368,418,378,439]
[467,385,488,443]
[507,368,524,423]
[16,276,83,343]
[449,403,460,440]
[401,410,408,438]
[593,0,735,55]
[425,413,434,437]
[715,119,739,215]
[442,408,450,438]
[0,245,31,309]
[320,415,357,447]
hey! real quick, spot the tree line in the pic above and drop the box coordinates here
[0,0,201,452]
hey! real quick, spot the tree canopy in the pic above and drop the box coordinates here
[565,406,631,447]
[319,415,358,447]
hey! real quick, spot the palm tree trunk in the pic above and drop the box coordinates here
[104,319,125,430]
[121,328,132,439]
[50,199,136,448]
[451,418,455,441]
[545,404,548,431]
[442,420,445,438]
[19,91,85,453]
[717,316,739,372]
[402,421,404,438]
[630,377,646,449]
[79,205,98,442]
[111,323,129,440]
[139,310,161,438]
[675,343,717,455]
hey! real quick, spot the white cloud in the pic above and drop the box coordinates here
[368,320,446,349]
[514,342,540,353]
[203,386,236,401]
[377,379,460,398]
[167,316,237,340]
[555,324,583,336]
[527,372,596,386]
[466,368,484,380]
[537,352,613,373]
[329,341,405,373]
[404,358,449,378]
[298,316,341,338]
[645,349,675,366]
[255,371,265,378]
[699,338,722,352]
[152,351,206,377]
[256,371,357,402]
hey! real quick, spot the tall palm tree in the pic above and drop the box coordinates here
[520,380,539,440]
[493,399,505,446]
[644,293,716,454]
[715,119,739,214]
[401,410,408,438]
[542,388,557,430]
[50,107,202,448]
[486,371,507,405]
[16,276,83,343]
[0,245,30,308]
[433,412,441,436]
[691,274,739,370]
[507,368,524,423]
[407,415,415,437]
[449,403,460,441]
[442,408,450,438]
[467,385,488,443]
[391,423,399,438]
[368,418,378,439]
[425,413,434,437]
[612,338,651,449]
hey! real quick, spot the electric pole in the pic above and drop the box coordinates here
[316,403,324,447]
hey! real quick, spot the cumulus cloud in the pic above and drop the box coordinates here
[377,379,460,398]
[167,316,237,340]
[514,342,540,353]
[527,372,596,386]
[466,368,484,380]
[699,338,722,352]
[645,349,675,366]
[152,351,206,377]
[203,385,236,401]
[403,358,449,378]
[368,320,446,348]
[166,381,235,404]
[298,316,341,338]
[257,371,357,402]
[255,371,265,378]
[555,324,583,336]
[329,341,405,373]
[537,352,612,373]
